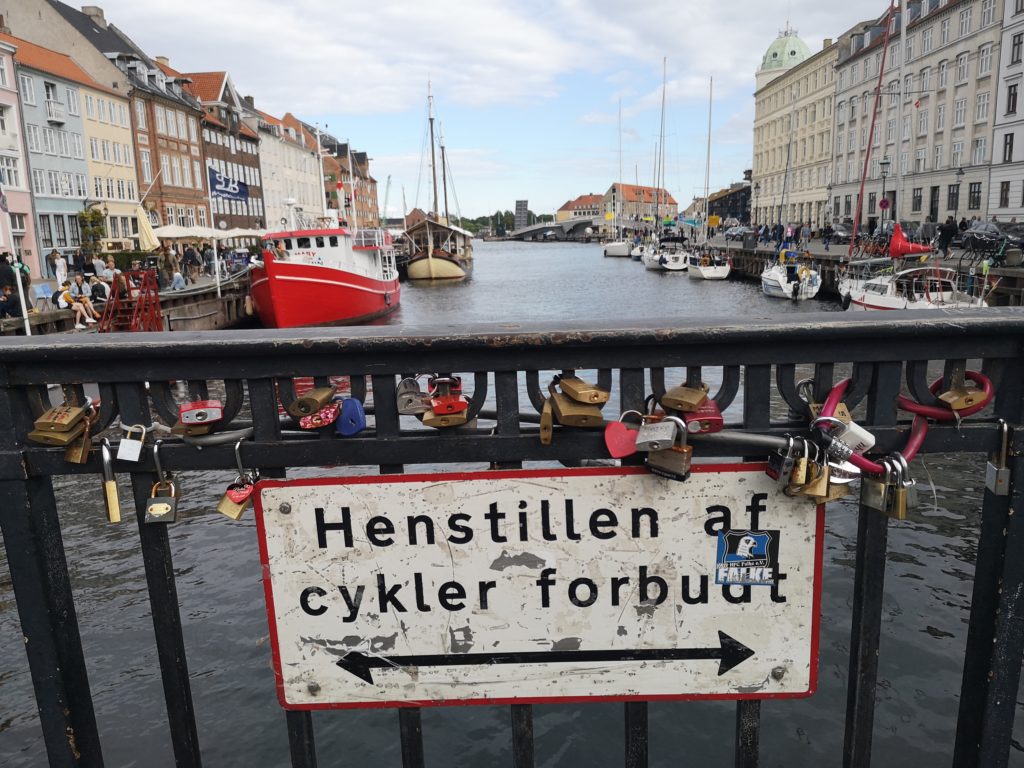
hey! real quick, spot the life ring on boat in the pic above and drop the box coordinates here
[798,266,811,281]
[700,256,710,267]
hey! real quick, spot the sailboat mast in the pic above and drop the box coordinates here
[703,77,712,242]
[657,58,667,228]
[346,138,358,235]
[894,0,909,224]
[616,99,622,238]
[439,122,450,223]
[428,84,440,219]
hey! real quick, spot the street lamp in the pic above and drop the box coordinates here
[753,182,761,225]
[879,156,891,225]
[953,166,965,222]
[825,183,833,225]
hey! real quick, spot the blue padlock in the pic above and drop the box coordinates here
[336,398,366,437]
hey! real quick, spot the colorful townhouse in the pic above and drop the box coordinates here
[0,37,38,274]
[244,108,321,229]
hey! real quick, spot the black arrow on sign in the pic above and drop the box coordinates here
[335,630,755,684]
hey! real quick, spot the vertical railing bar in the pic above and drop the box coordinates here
[250,377,318,768]
[976,445,1024,767]
[399,708,425,768]
[511,704,535,768]
[350,374,368,403]
[735,700,760,768]
[843,362,901,768]
[115,382,203,768]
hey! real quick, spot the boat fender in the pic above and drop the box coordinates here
[841,292,852,311]
[244,295,254,316]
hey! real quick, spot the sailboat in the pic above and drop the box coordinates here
[404,86,474,280]
[688,77,731,280]
[604,101,632,257]
[640,59,688,272]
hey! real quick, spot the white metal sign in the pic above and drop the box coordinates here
[255,465,822,709]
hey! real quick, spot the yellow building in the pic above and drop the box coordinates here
[81,83,141,251]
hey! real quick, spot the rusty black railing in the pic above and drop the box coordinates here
[1,309,1024,767]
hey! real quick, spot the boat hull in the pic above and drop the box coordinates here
[761,265,821,301]
[603,241,631,257]
[689,264,731,280]
[250,260,400,328]
[406,252,470,280]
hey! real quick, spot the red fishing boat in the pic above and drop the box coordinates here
[249,226,400,328]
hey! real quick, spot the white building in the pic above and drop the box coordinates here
[988,0,1024,219]
[246,108,321,229]
[831,0,1005,231]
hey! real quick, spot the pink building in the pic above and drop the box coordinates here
[0,39,39,277]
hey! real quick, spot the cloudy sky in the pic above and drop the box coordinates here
[90,0,880,219]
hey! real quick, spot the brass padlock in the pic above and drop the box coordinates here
[145,480,178,524]
[287,386,337,418]
[661,383,709,412]
[64,421,92,464]
[28,420,87,447]
[34,403,86,432]
[539,398,553,445]
[860,471,891,514]
[812,478,851,503]
[171,418,213,436]
[886,460,909,520]
[421,409,470,428]
[807,402,852,423]
[217,475,255,520]
[558,376,610,404]
[548,382,603,427]
[645,417,693,481]
[937,386,980,411]
[397,377,431,415]
[100,438,120,524]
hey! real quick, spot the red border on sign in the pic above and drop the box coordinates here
[253,464,824,711]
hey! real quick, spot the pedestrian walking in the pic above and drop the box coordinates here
[52,250,67,285]
[938,216,958,259]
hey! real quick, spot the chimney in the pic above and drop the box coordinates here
[823,38,832,50]
[81,5,106,28]
[243,95,255,109]
[155,56,170,66]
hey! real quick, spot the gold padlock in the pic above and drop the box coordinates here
[807,402,852,423]
[550,392,603,427]
[421,409,470,428]
[539,398,553,445]
[287,386,337,418]
[171,418,213,436]
[100,438,120,524]
[34,404,86,432]
[28,420,87,447]
[812,480,850,503]
[937,386,979,411]
[662,383,709,412]
[558,376,610,404]
[64,421,92,464]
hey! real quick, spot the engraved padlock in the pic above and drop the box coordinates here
[644,416,693,481]
[540,398,554,445]
[421,409,470,428]
[634,415,679,452]
[34,403,87,432]
[145,480,178,524]
[336,398,367,436]
[27,420,86,446]
[217,474,255,520]
[396,377,431,415]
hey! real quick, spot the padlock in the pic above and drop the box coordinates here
[937,385,980,411]
[860,470,891,513]
[766,437,797,485]
[117,424,148,462]
[661,382,709,413]
[540,398,554,445]
[812,475,852,503]
[217,475,256,520]
[396,378,431,415]
[299,402,340,429]
[547,381,603,427]
[604,410,642,458]
[683,399,724,434]
[34,403,86,432]
[145,480,178,524]
[178,399,224,425]
[336,398,367,437]
[645,417,693,481]
[429,376,469,415]
[986,420,1011,496]
[100,438,120,524]
[421,409,470,428]
[28,419,86,446]
[885,460,909,520]
[826,460,860,485]
[64,420,92,464]
[893,453,918,510]
[558,375,610,404]
[287,386,337,418]
[812,415,875,456]
[807,402,852,423]
[634,416,679,452]
[171,418,213,436]
[788,458,829,498]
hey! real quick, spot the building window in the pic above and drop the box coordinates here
[46,170,59,195]
[161,154,171,184]
[974,136,987,164]
[959,7,972,36]
[171,155,181,186]
[912,188,923,212]
[920,68,931,92]
[905,35,914,62]
[934,144,943,170]
[66,88,79,116]
[1017,0,1024,13]
[0,57,6,88]
[918,109,929,135]
[197,207,208,227]
[71,134,83,159]
[1012,33,1023,65]
[902,115,911,140]
[1005,132,1015,163]
[38,214,52,248]
[915,148,926,172]
[844,195,852,216]
[141,149,153,183]
[193,160,203,190]
[922,27,933,53]
[948,184,959,212]
[155,106,167,134]
[67,215,80,246]
[868,192,877,212]
[177,207,187,226]
[165,205,174,226]
[956,53,969,83]
[135,99,147,130]
[977,92,990,121]
[889,80,899,107]
[941,18,950,45]
[0,155,20,188]
[982,0,996,25]
[979,44,993,75]
[181,158,192,188]
[1008,84,1019,114]
[936,104,945,130]
[188,116,198,143]
[953,98,966,127]
[1000,180,1011,207]
[887,118,896,142]
[53,215,67,247]
[900,152,909,175]
[18,74,34,104]
[968,182,982,209]
[952,140,964,166]
[938,60,947,88]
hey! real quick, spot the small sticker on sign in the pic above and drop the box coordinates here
[715,530,780,586]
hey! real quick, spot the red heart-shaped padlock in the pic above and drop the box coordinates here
[226,483,255,504]
[604,421,638,458]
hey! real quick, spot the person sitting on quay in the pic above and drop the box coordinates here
[70,273,102,321]
[58,279,96,329]
[0,283,22,319]
[88,276,108,304]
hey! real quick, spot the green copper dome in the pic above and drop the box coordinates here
[760,28,811,72]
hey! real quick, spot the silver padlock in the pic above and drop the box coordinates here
[117,424,148,462]
[396,377,431,415]
[634,417,679,452]
[766,436,797,486]
[860,461,892,513]
[812,415,875,455]
[986,421,1010,497]
[893,453,918,509]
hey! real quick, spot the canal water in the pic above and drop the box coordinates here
[0,241,1012,766]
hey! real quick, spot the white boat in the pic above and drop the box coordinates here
[761,249,821,300]
[604,102,630,257]
[687,248,731,279]
[839,261,992,310]
[604,240,631,257]
[641,244,688,271]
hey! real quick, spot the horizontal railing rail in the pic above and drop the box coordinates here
[2,308,1024,768]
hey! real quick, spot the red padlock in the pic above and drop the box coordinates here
[179,399,224,425]
[429,376,469,414]
[682,399,724,434]
[299,402,340,429]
